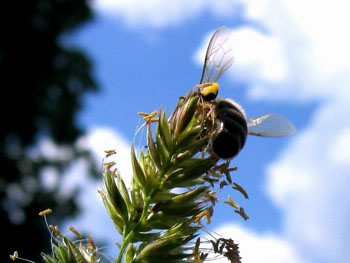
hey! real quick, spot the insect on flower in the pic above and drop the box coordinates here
[212,99,296,159]
[197,26,296,159]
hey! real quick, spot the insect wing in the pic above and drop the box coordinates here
[247,113,296,137]
[200,26,234,84]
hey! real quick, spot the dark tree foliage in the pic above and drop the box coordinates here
[0,0,98,262]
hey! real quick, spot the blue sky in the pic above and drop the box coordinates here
[41,0,350,262]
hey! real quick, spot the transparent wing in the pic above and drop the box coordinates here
[200,26,234,84]
[247,113,296,137]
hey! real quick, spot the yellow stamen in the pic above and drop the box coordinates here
[10,251,18,261]
[39,209,52,216]
[69,226,83,238]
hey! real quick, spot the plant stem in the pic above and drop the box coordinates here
[116,156,171,263]
[116,195,153,263]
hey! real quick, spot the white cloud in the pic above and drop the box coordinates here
[329,128,350,165]
[208,224,304,263]
[236,0,350,102]
[219,1,350,262]
[91,0,240,28]
[266,100,350,263]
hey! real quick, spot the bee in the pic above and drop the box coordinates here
[197,26,234,101]
[211,99,247,159]
[211,98,296,159]
[197,27,296,159]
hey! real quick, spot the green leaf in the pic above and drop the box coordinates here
[147,124,161,168]
[174,95,199,136]
[104,169,129,221]
[130,187,143,208]
[125,244,135,263]
[131,232,161,243]
[155,123,170,167]
[170,186,208,204]
[136,223,199,256]
[101,194,124,234]
[139,150,158,191]
[174,125,202,150]
[164,157,216,188]
[158,200,203,217]
[145,213,186,229]
[65,237,89,263]
[131,144,147,188]
[116,173,132,211]
[158,111,173,151]
[153,191,178,203]
[168,178,205,188]
[54,243,67,262]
